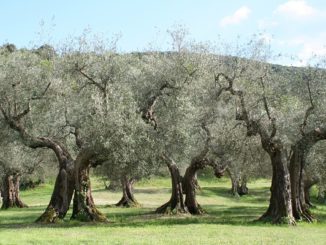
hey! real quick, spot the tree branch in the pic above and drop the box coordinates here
[31,82,52,100]
[75,64,105,92]
[300,80,315,136]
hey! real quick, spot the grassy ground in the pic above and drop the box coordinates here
[0,177,326,245]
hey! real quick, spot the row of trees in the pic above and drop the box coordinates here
[0,30,325,225]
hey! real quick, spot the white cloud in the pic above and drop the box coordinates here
[220,6,251,27]
[258,19,279,29]
[298,40,326,65]
[275,0,317,18]
[276,34,326,66]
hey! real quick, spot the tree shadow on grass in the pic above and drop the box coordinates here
[199,186,270,204]
[1,188,325,230]
[92,187,170,194]
[0,204,269,230]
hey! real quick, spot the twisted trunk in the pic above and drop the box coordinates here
[1,174,27,209]
[259,148,295,224]
[156,161,187,214]
[289,128,326,222]
[183,160,205,215]
[35,140,75,223]
[36,159,75,223]
[116,177,139,207]
[71,149,107,222]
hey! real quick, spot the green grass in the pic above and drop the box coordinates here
[0,177,326,244]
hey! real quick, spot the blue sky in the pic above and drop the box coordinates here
[0,0,325,65]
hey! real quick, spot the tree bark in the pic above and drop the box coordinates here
[226,168,241,196]
[1,174,28,209]
[36,162,75,223]
[35,140,75,223]
[230,175,240,197]
[71,148,108,222]
[183,158,206,215]
[156,160,187,214]
[289,128,326,222]
[116,177,140,207]
[259,148,295,225]
[239,176,249,196]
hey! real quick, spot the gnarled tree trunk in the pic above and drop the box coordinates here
[259,147,295,225]
[116,176,139,207]
[36,159,75,223]
[1,174,27,209]
[156,158,187,214]
[289,128,326,222]
[226,168,243,196]
[71,148,108,222]
[183,159,206,215]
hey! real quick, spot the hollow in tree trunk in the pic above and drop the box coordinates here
[1,174,28,209]
[71,149,108,222]
[156,160,187,214]
[116,177,140,207]
[259,147,295,225]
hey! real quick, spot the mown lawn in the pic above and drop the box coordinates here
[0,177,326,245]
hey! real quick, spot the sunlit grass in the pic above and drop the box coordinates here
[0,177,325,244]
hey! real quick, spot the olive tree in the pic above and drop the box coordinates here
[0,45,109,223]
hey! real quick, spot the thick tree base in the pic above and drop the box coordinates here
[1,201,28,209]
[257,215,296,225]
[1,174,28,209]
[155,200,188,214]
[257,210,296,225]
[35,206,62,223]
[116,197,140,208]
[293,205,315,223]
[186,203,205,215]
[71,207,108,223]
